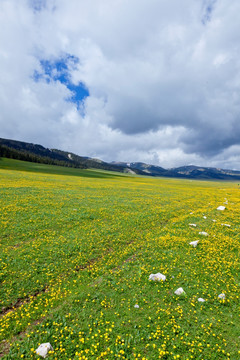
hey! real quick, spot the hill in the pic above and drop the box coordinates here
[1,137,240,180]
[0,138,145,176]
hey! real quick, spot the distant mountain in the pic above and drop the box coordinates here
[112,161,165,175]
[111,161,190,178]
[0,138,146,175]
[172,165,240,180]
[51,148,145,174]
[1,137,240,180]
[112,161,177,177]
[112,161,240,180]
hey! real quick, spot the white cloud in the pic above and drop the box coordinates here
[1,0,240,169]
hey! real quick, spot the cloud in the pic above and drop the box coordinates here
[28,0,47,12]
[201,0,218,25]
[1,0,240,169]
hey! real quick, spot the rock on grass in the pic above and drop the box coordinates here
[217,206,226,211]
[174,287,185,295]
[189,240,199,247]
[149,273,166,281]
[35,343,53,358]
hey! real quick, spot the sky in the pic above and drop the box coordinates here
[1,0,240,170]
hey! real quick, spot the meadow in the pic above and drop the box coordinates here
[0,158,239,359]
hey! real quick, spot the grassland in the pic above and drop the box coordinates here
[0,158,239,359]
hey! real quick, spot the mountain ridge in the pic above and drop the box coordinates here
[0,138,146,176]
[112,161,240,180]
[1,137,240,180]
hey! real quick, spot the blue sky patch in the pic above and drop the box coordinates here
[33,54,89,105]
[29,0,47,12]
[202,0,217,25]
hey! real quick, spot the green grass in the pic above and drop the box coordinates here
[0,159,239,359]
[0,158,123,179]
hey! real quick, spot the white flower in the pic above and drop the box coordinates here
[134,304,139,308]
[198,298,205,302]
[218,293,226,299]
[199,231,208,236]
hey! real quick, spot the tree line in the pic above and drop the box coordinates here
[0,144,87,169]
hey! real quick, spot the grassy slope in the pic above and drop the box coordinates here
[0,158,123,179]
[0,159,239,359]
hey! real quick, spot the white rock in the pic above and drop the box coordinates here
[198,298,206,302]
[221,223,231,227]
[189,240,199,248]
[217,206,225,211]
[199,231,208,236]
[174,287,185,295]
[189,223,197,227]
[218,293,226,299]
[203,216,207,219]
[149,273,166,281]
[134,304,139,308]
[35,343,53,358]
